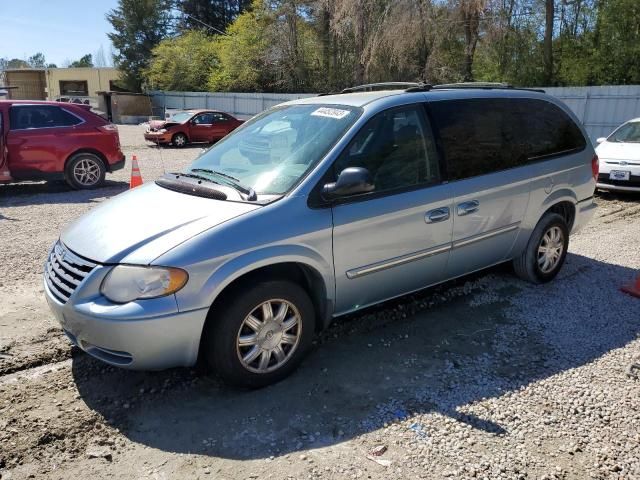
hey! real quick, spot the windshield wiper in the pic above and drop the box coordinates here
[169,171,223,184]
[190,168,257,201]
[192,168,240,182]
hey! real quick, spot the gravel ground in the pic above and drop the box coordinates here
[0,125,639,480]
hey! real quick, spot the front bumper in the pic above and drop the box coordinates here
[144,131,171,143]
[596,182,640,192]
[597,167,640,192]
[43,264,208,370]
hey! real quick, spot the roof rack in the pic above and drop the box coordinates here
[341,82,423,93]
[432,82,545,93]
[320,81,544,97]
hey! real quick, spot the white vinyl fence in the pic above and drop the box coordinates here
[150,86,640,143]
[148,91,314,120]
[545,85,640,142]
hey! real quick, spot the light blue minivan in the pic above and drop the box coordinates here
[44,83,597,387]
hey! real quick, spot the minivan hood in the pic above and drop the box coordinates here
[596,141,640,161]
[61,183,260,264]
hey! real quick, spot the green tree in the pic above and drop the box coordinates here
[208,0,272,91]
[145,30,219,90]
[590,0,640,84]
[107,0,173,91]
[69,54,94,68]
[28,52,47,68]
[177,0,252,34]
[6,58,30,69]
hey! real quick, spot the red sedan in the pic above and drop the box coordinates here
[0,100,125,189]
[144,110,244,147]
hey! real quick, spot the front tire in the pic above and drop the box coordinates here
[64,153,106,190]
[172,132,188,148]
[203,280,316,388]
[513,212,569,284]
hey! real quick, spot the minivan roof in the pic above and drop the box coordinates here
[283,87,550,109]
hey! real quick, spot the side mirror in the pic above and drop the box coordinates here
[596,137,606,144]
[322,167,374,200]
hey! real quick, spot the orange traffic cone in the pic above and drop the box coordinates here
[129,155,143,189]
[621,274,640,298]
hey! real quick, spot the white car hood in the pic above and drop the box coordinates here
[61,183,260,264]
[596,141,640,161]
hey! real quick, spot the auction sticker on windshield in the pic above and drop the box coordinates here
[311,107,351,119]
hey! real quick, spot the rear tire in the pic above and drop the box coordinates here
[172,133,188,148]
[64,153,106,190]
[203,280,316,388]
[513,212,569,284]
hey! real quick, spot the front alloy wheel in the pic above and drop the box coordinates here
[204,280,315,388]
[172,133,187,148]
[236,299,302,373]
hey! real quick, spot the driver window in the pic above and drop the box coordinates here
[194,113,214,125]
[334,104,440,193]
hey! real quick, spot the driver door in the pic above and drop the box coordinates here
[190,112,215,143]
[330,104,454,314]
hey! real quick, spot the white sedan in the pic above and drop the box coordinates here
[595,118,640,192]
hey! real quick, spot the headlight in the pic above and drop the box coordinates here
[100,265,188,304]
[158,128,167,133]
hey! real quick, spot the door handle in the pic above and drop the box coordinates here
[457,200,479,216]
[425,207,450,224]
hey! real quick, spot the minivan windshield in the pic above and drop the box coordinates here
[609,121,640,143]
[188,104,361,196]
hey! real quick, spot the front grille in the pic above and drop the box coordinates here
[44,242,97,304]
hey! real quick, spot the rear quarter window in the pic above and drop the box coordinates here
[429,98,586,180]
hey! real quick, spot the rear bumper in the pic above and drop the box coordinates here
[572,196,597,233]
[109,156,126,172]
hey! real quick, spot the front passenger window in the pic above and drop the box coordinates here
[334,105,440,193]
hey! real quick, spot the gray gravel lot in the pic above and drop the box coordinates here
[0,125,639,480]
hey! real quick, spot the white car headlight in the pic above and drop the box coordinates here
[100,265,188,304]
[158,128,167,133]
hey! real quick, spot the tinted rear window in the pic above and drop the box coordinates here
[429,98,586,180]
[10,105,83,129]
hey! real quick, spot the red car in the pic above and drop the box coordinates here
[144,110,244,147]
[0,100,125,189]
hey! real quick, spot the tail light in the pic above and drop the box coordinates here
[98,124,118,133]
[591,154,599,180]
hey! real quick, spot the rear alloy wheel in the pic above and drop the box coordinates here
[513,212,569,283]
[172,132,188,148]
[204,280,315,388]
[65,153,106,189]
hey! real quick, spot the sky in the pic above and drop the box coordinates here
[0,0,120,67]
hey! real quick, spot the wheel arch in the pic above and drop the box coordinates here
[540,188,577,231]
[171,130,189,143]
[512,189,578,259]
[194,255,333,365]
[192,244,335,331]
